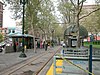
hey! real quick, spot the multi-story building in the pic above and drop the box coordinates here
[82,5,97,12]
[0,27,15,40]
[0,27,7,35]
[0,1,3,27]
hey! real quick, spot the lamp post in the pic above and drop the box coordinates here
[19,0,28,58]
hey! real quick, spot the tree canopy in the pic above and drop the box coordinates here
[3,0,100,48]
[3,0,63,41]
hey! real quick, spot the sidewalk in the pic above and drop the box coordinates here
[0,46,61,72]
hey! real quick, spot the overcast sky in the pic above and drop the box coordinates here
[3,5,16,28]
[2,0,96,28]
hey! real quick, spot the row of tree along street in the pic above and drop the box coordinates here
[2,0,100,49]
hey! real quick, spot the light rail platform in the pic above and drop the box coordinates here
[46,47,100,75]
[46,59,88,75]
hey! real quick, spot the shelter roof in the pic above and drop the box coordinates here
[64,25,88,38]
[7,33,33,38]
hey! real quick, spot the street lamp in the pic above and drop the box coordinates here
[19,0,28,58]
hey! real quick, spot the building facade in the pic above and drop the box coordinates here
[0,1,3,27]
[82,5,96,12]
[0,27,7,37]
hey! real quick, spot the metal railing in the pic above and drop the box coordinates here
[53,55,94,75]
[61,48,89,57]
[53,46,100,75]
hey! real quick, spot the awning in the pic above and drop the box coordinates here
[7,33,33,38]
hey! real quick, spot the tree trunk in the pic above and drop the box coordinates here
[30,17,36,53]
[44,31,46,41]
[76,0,80,48]
[76,15,80,48]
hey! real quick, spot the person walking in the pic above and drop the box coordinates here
[13,42,16,52]
[29,42,32,49]
[45,41,48,51]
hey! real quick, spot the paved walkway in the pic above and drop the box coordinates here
[0,46,61,72]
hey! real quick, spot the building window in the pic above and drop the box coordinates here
[0,22,2,27]
[0,4,1,9]
[3,30,4,33]
[0,14,2,21]
[5,30,6,33]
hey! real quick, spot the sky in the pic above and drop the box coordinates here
[1,0,96,28]
[3,5,16,28]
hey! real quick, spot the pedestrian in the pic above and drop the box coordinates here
[13,42,16,52]
[24,45,27,52]
[40,41,43,49]
[45,41,48,51]
[51,40,54,47]
[43,41,45,48]
[37,41,39,48]
[29,42,32,49]
[18,42,22,51]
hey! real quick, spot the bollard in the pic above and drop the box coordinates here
[53,56,56,75]
[61,49,64,55]
[62,49,64,56]
[89,45,92,75]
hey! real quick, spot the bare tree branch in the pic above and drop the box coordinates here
[38,26,45,33]
[68,11,71,23]
[37,0,42,5]
[79,7,100,20]
[78,1,83,16]
[66,15,69,21]
[79,0,86,5]
[70,0,76,9]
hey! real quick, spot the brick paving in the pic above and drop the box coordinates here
[0,46,61,73]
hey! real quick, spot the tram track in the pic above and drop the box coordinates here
[0,47,61,75]
[35,48,61,75]
[0,51,48,75]
[35,54,53,75]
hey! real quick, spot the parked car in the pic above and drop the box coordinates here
[0,46,3,52]
[5,39,12,46]
[0,42,6,53]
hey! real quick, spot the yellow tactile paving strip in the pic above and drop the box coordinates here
[46,60,63,75]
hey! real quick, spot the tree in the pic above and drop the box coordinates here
[94,4,100,32]
[80,1,100,36]
[4,0,62,50]
[54,24,63,40]
[3,0,22,20]
[58,0,100,47]
[58,0,86,47]
[37,0,55,40]
[0,33,3,42]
